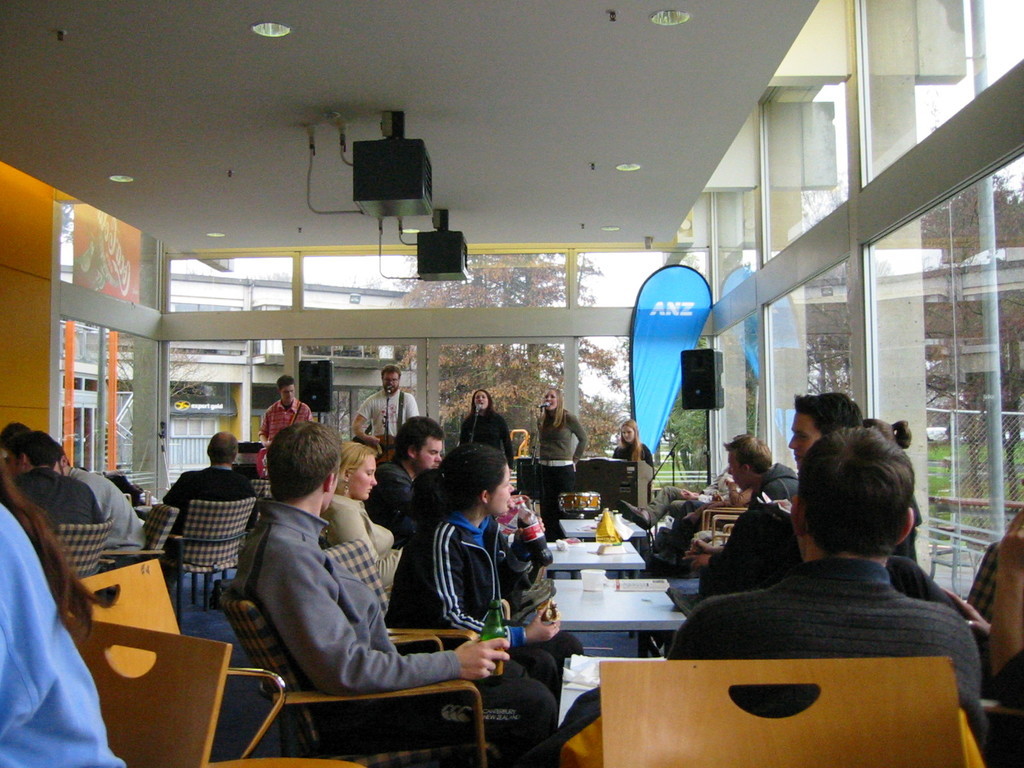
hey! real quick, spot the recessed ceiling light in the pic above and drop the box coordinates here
[205,232,226,238]
[601,226,621,232]
[650,10,691,26]
[251,21,291,38]
[615,163,642,172]
[108,175,134,183]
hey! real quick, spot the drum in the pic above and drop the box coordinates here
[558,491,602,519]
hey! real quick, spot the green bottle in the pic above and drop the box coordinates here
[480,599,508,675]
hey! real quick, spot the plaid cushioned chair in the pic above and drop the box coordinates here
[57,519,113,577]
[221,588,488,768]
[102,502,181,567]
[165,497,256,617]
[251,478,273,499]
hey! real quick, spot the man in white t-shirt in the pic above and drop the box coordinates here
[352,364,419,462]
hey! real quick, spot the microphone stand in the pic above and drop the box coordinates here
[469,407,480,443]
[381,393,390,459]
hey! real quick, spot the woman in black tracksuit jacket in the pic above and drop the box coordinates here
[386,442,581,698]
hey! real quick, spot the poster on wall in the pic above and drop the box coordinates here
[72,204,141,303]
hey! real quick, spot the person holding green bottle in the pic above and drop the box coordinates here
[388,442,583,699]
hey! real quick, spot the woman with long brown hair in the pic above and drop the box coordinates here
[534,387,588,538]
[0,459,122,766]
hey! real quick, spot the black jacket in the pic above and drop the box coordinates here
[459,412,515,467]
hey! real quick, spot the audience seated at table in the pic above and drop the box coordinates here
[0,460,123,767]
[387,442,582,700]
[162,431,255,534]
[981,508,1024,767]
[512,427,987,768]
[653,433,798,582]
[227,422,556,765]
[321,440,402,589]
[365,416,444,548]
[6,430,104,527]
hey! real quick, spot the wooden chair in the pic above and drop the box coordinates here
[597,657,980,768]
[698,505,746,533]
[78,621,347,768]
[56,518,113,577]
[81,560,303,761]
[220,592,488,768]
[164,496,256,616]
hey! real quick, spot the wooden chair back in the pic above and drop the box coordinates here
[56,518,113,576]
[600,657,969,768]
[78,621,231,768]
[82,559,179,634]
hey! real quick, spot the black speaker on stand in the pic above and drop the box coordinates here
[299,360,334,413]
[681,349,724,410]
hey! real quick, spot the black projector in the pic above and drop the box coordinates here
[353,138,432,218]
[417,230,468,281]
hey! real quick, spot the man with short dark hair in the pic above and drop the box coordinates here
[669,427,986,742]
[8,431,104,527]
[352,364,420,462]
[162,432,255,534]
[685,395,861,596]
[229,421,556,761]
[513,428,987,767]
[259,374,313,446]
[365,416,443,547]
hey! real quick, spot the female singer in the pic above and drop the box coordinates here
[458,389,515,467]
[535,387,588,538]
[321,441,402,588]
[612,418,654,468]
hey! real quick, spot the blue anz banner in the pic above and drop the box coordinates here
[629,265,713,452]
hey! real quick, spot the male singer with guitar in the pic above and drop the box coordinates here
[352,365,419,463]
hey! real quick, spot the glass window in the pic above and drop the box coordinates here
[577,337,632,456]
[59,321,160,492]
[578,251,707,307]
[435,342,565,452]
[304,252,569,309]
[714,190,759,298]
[871,154,1024,590]
[295,344,418,441]
[862,0,1023,181]
[60,202,159,308]
[765,84,848,257]
[721,315,762,439]
[768,260,852,463]
[168,257,294,311]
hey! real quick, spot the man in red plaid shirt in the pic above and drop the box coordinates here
[259,375,313,446]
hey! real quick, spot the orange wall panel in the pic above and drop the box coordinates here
[0,161,54,426]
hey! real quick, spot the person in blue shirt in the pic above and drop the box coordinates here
[0,463,123,768]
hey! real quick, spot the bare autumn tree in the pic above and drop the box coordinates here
[400,253,625,452]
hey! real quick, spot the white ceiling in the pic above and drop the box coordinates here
[0,0,817,253]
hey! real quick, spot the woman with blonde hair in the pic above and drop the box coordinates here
[613,418,653,468]
[322,440,402,588]
[535,387,588,538]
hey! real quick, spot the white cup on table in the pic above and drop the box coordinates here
[581,569,606,591]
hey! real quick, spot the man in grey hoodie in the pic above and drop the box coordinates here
[229,421,555,763]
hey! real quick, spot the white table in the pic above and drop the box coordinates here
[552,580,682,633]
[547,540,646,576]
[559,518,642,540]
